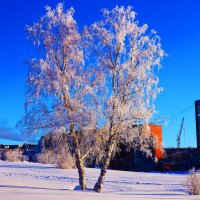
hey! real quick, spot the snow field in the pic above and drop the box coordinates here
[0,161,199,200]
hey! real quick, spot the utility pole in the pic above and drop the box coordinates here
[195,100,200,149]
[176,117,184,148]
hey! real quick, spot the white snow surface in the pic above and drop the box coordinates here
[0,161,199,200]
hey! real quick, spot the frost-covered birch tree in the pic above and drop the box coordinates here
[85,6,165,192]
[18,3,98,190]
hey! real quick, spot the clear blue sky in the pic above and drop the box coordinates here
[0,0,200,147]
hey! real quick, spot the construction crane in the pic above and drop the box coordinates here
[176,117,185,148]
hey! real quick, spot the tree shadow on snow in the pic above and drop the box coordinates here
[119,193,186,197]
[167,188,187,193]
[0,165,55,170]
[0,185,68,191]
[74,185,93,191]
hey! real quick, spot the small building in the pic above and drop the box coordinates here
[149,124,163,160]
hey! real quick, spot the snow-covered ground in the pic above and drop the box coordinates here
[0,161,199,200]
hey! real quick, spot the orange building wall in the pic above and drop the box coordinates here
[149,124,163,160]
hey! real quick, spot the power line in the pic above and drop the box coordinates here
[151,103,194,125]
[170,104,194,120]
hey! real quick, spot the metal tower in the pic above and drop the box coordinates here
[176,117,184,148]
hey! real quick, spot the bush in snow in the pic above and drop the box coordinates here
[5,150,28,162]
[35,150,55,164]
[35,131,76,169]
[185,168,200,195]
[35,150,76,169]
[57,154,76,169]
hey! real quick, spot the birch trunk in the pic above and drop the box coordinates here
[74,136,86,190]
[93,134,116,192]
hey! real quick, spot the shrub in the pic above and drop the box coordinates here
[35,150,76,169]
[57,155,76,169]
[35,150,56,164]
[5,150,28,162]
[35,132,76,169]
[185,168,200,195]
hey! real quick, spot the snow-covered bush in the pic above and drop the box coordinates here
[35,151,55,164]
[35,150,76,169]
[5,150,28,162]
[185,168,200,195]
[35,131,76,169]
[57,155,76,169]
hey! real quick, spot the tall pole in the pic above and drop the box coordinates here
[195,100,200,149]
